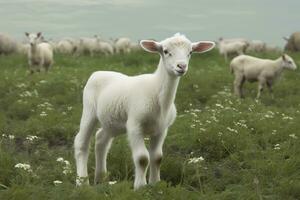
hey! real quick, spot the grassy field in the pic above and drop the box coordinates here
[0,50,300,200]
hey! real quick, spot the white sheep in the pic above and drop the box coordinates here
[57,39,77,55]
[246,40,266,53]
[78,37,99,56]
[218,38,248,61]
[230,54,297,98]
[98,40,114,56]
[115,37,131,54]
[0,33,17,55]
[74,33,215,190]
[25,32,54,73]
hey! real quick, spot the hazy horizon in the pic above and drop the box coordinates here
[1,0,299,47]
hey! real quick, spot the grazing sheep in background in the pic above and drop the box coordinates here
[78,37,99,56]
[218,38,248,61]
[0,33,17,55]
[115,37,131,53]
[284,32,300,52]
[98,41,114,55]
[130,42,141,52]
[246,40,266,53]
[230,54,297,98]
[74,33,215,190]
[25,32,54,73]
[218,37,248,44]
[57,39,77,55]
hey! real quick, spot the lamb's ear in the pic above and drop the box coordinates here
[283,37,289,41]
[37,32,42,38]
[140,40,162,53]
[25,32,29,37]
[282,54,286,61]
[192,41,215,53]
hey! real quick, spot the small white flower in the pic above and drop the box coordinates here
[40,111,47,117]
[14,163,32,172]
[53,180,63,186]
[8,135,15,140]
[64,160,70,166]
[26,135,39,141]
[56,157,64,162]
[289,134,298,139]
[215,104,224,109]
[188,156,204,164]
[227,127,238,133]
[274,144,280,150]
[67,106,73,111]
[108,181,117,185]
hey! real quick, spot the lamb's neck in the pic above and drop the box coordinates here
[154,58,180,113]
[30,44,38,54]
[272,58,284,76]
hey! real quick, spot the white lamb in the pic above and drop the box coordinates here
[115,37,131,54]
[78,37,99,56]
[218,38,248,61]
[25,32,54,73]
[57,39,76,55]
[100,41,114,55]
[0,33,17,55]
[230,54,297,98]
[246,40,266,53]
[74,33,215,190]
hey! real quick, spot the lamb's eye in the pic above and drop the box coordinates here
[288,61,292,64]
[163,50,169,54]
[189,51,192,56]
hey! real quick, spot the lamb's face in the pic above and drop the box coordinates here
[282,54,297,70]
[160,36,193,76]
[25,32,42,46]
[140,33,215,77]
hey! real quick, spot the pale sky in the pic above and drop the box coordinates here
[1,0,299,46]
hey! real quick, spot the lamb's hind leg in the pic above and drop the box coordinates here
[74,101,97,185]
[94,128,113,184]
[149,129,167,184]
[234,74,245,98]
[127,120,149,190]
[266,81,274,99]
[257,78,266,99]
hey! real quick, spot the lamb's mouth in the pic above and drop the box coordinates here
[175,69,185,75]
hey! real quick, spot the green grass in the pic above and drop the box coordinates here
[0,50,300,199]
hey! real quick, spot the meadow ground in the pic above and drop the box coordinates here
[0,50,299,200]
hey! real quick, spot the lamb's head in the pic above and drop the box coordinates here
[281,54,297,70]
[25,32,42,46]
[140,33,215,77]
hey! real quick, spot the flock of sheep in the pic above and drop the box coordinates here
[0,31,298,189]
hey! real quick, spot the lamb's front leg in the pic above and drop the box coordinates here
[127,120,149,190]
[149,129,167,184]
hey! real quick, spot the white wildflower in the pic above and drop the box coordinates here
[26,135,39,141]
[53,180,63,186]
[108,181,117,185]
[289,134,298,139]
[40,111,47,117]
[215,104,224,109]
[14,163,32,172]
[56,157,64,162]
[227,127,238,133]
[8,135,15,140]
[188,156,204,164]
[274,144,280,150]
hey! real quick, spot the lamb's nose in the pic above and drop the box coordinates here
[177,63,187,70]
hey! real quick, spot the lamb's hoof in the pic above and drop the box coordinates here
[76,176,90,186]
